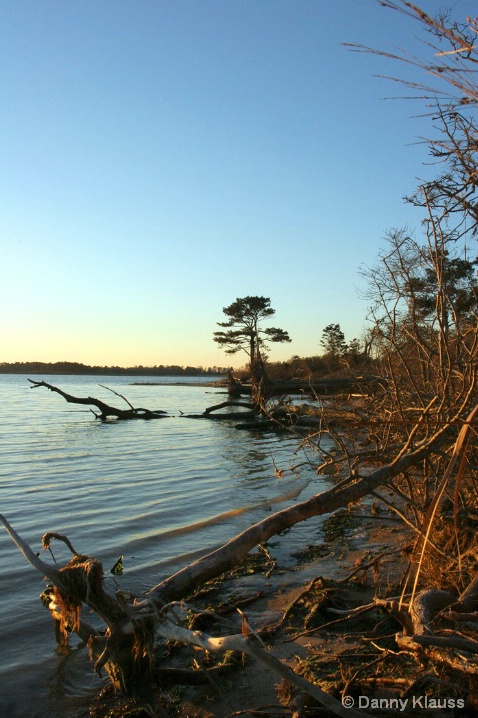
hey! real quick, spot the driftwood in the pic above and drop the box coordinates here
[29,379,257,423]
[0,514,368,718]
[145,413,461,604]
[352,574,478,679]
[452,575,478,613]
[409,589,456,635]
[28,379,169,420]
[185,397,365,431]
[180,399,257,421]
[395,633,478,675]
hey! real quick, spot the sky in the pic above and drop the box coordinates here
[2,0,476,369]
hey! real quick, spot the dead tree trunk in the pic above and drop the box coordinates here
[28,379,169,420]
[146,412,463,604]
[180,399,257,420]
[226,369,245,397]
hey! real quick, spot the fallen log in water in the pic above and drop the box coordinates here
[28,379,169,420]
[180,399,258,421]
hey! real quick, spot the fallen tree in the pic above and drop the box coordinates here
[149,402,474,604]
[28,379,169,421]
[180,399,257,421]
[29,379,260,424]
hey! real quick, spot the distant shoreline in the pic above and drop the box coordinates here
[0,361,228,377]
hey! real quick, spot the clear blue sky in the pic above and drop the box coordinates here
[2,0,475,369]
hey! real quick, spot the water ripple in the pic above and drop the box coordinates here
[0,374,330,717]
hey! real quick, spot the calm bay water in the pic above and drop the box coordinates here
[0,374,330,718]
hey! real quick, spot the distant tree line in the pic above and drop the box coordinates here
[0,361,228,376]
[260,328,372,383]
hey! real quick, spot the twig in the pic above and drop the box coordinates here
[42,531,80,556]
[342,655,385,699]
[99,384,135,410]
[284,604,375,643]
[337,548,400,584]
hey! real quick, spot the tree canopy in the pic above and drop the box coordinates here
[320,323,347,357]
[213,296,291,369]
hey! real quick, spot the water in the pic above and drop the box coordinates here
[0,374,330,717]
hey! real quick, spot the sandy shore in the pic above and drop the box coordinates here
[168,504,410,718]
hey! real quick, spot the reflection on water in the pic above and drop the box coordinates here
[0,374,331,717]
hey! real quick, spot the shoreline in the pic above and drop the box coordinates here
[174,505,410,718]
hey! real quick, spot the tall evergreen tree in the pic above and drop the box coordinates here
[320,324,347,357]
[213,296,291,370]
